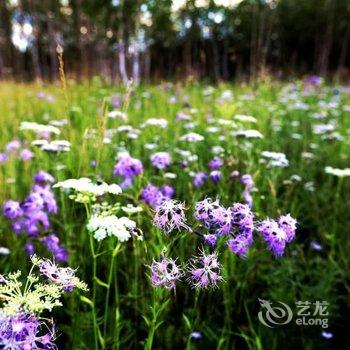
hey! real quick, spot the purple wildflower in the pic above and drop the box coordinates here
[203,234,217,247]
[208,157,223,170]
[257,219,287,257]
[242,190,253,208]
[150,152,171,170]
[194,198,232,235]
[149,255,182,289]
[241,174,254,208]
[0,313,56,350]
[210,206,232,235]
[24,211,51,236]
[305,75,321,87]
[3,200,23,219]
[21,193,44,213]
[113,153,143,188]
[190,331,202,339]
[160,184,174,198]
[193,172,207,188]
[25,242,35,256]
[3,171,62,259]
[141,184,165,209]
[194,198,221,223]
[230,203,254,230]
[37,91,46,99]
[43,234,68,262]
[39,259,76,292]
[19,149,34,161]
[241,174,254,188]
[227,229,253,257]
[278,214,297,242]
[111,95,121,108]
[34,171,55,184]
[5,140,21,152]
[321,331,333,339]
[0,153,8,164]
[210,170,221,183]
[188,250,223,289]
[154,199,190,234]
[32,186,58,214]
[310,241,322,251]
[176,112,191,121]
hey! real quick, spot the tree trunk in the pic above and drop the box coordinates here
[337,26,350,73]
[132,43,140,85]
[118,41,129,85]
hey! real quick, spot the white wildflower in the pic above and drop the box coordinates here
[53,178,122,197]
[325,166,350,177]
[234,129,263,138]
[141,118,168,129]
[180,132,204,142]
[20,121,61,135]
[107,110,128,120]
[261,151,289,168]
[87,215,136,242]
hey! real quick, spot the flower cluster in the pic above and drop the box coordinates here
[53,177,122,203]
[0,139,34,164]
[154,196,296,258]
[241,174,254,208]
[150,152,171,170]
[191,157,225,188]
[257,214,297,256]
[154,199,190,234]
[0,312,56,350]
[113,152,143,188]
[140,183,174,209]
[187,250,223,289]
[3,171,67,262]
[149,255,182,290]
[149,249,223,290]
[193,172,207,188]
[195,198,234,236]
[261,151,289,168]
[0,256,87,349]
[87,214,138,242]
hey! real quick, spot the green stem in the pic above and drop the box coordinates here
[103,242,121,338]
[90,234,100,350]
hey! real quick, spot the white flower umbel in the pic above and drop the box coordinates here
[54,178,122,197]
[233,129,263,138]
[20,121,61,135]
[180,132,204,142]
[87,215,136,242]
[107,110,128,120]
[121,204,143,214]
[261,151,289,168]
[141,118,168,128]
[325,166,350,177]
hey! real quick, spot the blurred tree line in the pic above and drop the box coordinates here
[0,0,349,82]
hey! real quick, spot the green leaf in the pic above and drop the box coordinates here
[182,314,192,330]
[94,277,109,289]
[80,295,93,307]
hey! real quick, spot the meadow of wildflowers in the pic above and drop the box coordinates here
[0,79,349,349]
